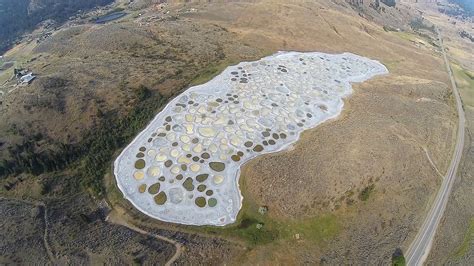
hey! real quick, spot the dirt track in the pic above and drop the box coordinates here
[106,210,182,266]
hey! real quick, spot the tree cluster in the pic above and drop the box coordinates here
[1,85,170,197]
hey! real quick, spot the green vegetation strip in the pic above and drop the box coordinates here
[195,190,340,246]
[359,184,375,201]
[450,218,474,259]
[451,64,474,107]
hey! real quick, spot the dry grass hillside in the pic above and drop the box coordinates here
[407,1,474,264]
[0,0,463,264]
[106,1,457,264]
[170,1,456,264]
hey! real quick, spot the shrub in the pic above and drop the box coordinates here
[392,248,406,266]
[409,18,435,33]
[358,184,375,201]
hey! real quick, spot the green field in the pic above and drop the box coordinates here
[452,64,474,107]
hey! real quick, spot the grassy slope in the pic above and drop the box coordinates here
[452,63,474,107]
[450,218,474,259]
[446,64,474,261]
[196,179,340,247]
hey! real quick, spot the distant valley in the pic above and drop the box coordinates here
[0,0,113,53]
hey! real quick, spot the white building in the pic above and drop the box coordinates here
[20,73,36,84]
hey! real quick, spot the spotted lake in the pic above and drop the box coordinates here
[114,51,388,226]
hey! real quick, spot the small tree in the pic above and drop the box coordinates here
[136,85,151,101]
[392,248,406,266]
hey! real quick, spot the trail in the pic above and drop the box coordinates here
[422,146,444,179]
[105,210,183,266]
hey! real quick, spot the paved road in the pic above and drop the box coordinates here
[405,27,466,265]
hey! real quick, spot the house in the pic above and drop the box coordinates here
[19,72,36,84]
[13,68,37,84]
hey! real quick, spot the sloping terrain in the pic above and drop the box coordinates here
[0,195,176,264]
[0,0,115,53]
[0,199,50,264]
[183,2,455,263]
[409,1,474,263]
[0,0,465,264]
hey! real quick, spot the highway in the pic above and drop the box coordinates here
[405,27,466,265]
